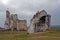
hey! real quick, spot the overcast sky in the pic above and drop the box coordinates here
[0,0,60,28]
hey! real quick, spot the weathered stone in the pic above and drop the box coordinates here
[4,10,10,29]
[28,10,51,34]
[4,10,27,31]
[17,20,27,31]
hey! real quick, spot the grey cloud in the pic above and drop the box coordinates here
[0,0,60,27]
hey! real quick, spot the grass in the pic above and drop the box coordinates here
[0,31,60,40]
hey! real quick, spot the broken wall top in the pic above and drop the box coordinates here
[32,10,47,19]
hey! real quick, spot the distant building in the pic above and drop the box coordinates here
[28,10,51,34]
[4,10,27,31]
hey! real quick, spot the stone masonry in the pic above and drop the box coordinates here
[28,10,51,34]
[4,10,27,31]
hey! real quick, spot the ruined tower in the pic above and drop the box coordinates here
[5,9,10,29]
[10,14,18,31]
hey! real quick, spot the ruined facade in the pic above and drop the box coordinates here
[4,10,27,31]
[4,9,51,33]
[28,10,51,34]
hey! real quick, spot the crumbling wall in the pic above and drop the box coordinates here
[17,20,27,31]
[28,10,51,34]
[5,10,27,31]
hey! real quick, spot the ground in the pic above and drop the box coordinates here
[0,31,60,40]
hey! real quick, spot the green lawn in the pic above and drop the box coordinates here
[0,31,60,40]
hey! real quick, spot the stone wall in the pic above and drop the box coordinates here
[28,10,51,34]
[17,20,27,31]
[5,10,27,31]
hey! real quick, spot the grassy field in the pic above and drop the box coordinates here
[0,31,60,40]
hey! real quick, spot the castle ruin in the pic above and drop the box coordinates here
[28,10,51,34]
[4,9,51,33]
[4,10,27,31]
